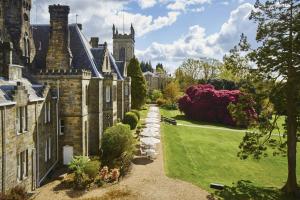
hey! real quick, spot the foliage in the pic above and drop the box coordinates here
[123,112,139,130]
[101,124,136,172]
[162,103,177,110]
[205,79,239,90]
[175,58,221,90]
[68,156,90,189]
[233,0,300,194]
[150,89,163,102]
[127,57,147,109]
[0,186,27,200]
[130,109,140,120]
[163,81,180,104]
[84,160,100,180]
[156,63,165,73]
[178,84,257,127]
[140,61,153,72]
[156,98,167,106]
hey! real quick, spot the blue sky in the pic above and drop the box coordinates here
[33,0,257,72]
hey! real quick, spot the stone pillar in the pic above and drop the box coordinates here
[46,5,72,70]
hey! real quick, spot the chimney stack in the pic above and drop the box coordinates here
[46,4,72,70]
[90,37,99,48]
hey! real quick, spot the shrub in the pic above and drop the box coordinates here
[68,156,89,189]
[150,89,163,102]
[156,98,167,106]
[123,112,138,130]
[84,160,100,180]
[101,124,136,173]
[178,84,257,127]
[130,109,140,120]
[1,186,27,200]
[162,103,177,110]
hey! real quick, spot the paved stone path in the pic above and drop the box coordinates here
[32,105,210,200]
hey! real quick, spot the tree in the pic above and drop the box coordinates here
[163,81,180,104]
[156,63,165,73]
[140,61,153,72]
[127,57,147,109]
[237,0,300,195]
[175,58,221,90]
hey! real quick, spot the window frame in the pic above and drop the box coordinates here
[105,86,111,103]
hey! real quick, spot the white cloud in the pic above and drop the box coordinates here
[138,0,157,9]
[31,0,180,44]
[166,0,211,11]
[136,3,256,72]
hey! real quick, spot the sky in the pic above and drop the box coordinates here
[31,0,257,73]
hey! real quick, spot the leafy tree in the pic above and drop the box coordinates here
[156,63,165,73]
[235,0,300,195]
[127,57,147,109]
[163,81,180,104]
[175,58,221,90]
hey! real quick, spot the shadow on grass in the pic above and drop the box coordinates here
[172,114,245,131]
[207,180,298,200]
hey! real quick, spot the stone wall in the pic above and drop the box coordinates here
[88,78,103,155]
[103,73,118,130]
[117,80,124,120]
[124,77,131,113]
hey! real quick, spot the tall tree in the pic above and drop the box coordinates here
[140,61,153,72]
[156,63,165,73]
[127,57,147,109]
[237,0,300,195]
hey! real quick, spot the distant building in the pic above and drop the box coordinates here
[143,71,170,92]
[0,2,133,194]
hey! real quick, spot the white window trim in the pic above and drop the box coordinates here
[47,102,51,123]
[17,153,21,181]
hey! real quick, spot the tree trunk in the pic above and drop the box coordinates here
[282,72,298,195]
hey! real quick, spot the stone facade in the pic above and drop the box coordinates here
[0,2,134,194]
[144,71,169,92]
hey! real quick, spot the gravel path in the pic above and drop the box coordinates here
[32,105,210,200]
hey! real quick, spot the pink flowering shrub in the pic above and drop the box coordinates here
[178,84,257,127]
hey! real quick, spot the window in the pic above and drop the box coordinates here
[44,102,51,123]
[48,137,51,160]
[119,47,126,62]
[125,85,129,96]
[17,106,28,134]
[106,57,109,70]
[60,119,65,135]
[105,86,111,103]
[17,153,21,181]
[85,85,89,105]
[17,150,28,181]
[45,140,48,162]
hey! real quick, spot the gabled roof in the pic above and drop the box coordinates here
[115,61,126,77]
[32,24,103,78]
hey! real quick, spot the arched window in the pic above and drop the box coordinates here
[106,57,109,70]
[23,33,30,58]
[119,47,125,61]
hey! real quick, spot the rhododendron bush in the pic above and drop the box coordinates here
[178,84,257,127]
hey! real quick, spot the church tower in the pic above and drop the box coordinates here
[112,24,135,64]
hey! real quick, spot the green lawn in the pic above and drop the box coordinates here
[160,108,300,200]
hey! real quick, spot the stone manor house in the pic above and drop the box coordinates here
[0,1,135,193]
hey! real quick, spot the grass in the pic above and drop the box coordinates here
[160,108,300,200]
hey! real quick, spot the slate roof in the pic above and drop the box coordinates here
[32,24,103,78]
[116,61,125,77]
[0,78,46,106]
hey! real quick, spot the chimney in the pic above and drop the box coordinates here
[90,37,99,48]
[46,4,72,70]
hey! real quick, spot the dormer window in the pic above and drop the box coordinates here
[23,13,29,22]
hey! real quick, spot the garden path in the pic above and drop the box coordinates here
[31,105,210,200]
